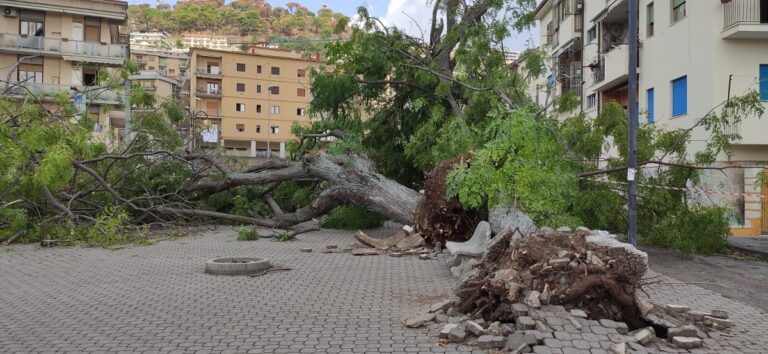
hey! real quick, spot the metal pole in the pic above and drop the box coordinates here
[267,88,272,159]
[124,79,132,143]
[627,0,639,246]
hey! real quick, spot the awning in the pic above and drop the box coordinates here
[0,1,127,20]
[63,55,125,66]
[553,37,581,58]
[592,0,627,23]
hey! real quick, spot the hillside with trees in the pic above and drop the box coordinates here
[128,0,350,41]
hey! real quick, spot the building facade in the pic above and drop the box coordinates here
[534,0,768,236]
[129,31,172,49]
[131,48,189,81]
[187,47,321,158]
[0,0,129,129]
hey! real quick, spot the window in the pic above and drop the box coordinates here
[85,17,101,42]
[168,69,175,74]
[20,10,44,37]
[256,125,261,133]
[270,106,280,114]
[256,84,262,93]
[257,65,262,74]
[297,69,306,77]
[236,63,246,72]
[270,126,279,134]
[587,26,597,43]
[236,103,246,112]
[671,0,686,23]
[236,83,245,92]
[269,86,280,95]
[271,66,280,75]
[83,68,99,86]
[671,76,687,117]
[760,64,768,101]
[17,56,43,83]
[256,104,262,113]
[297,108,306,116]
[647,3,655,37]
[236,124,245,132]
[647,88,655,123]
[557,0,569,24]
[206,82,219,93]
[297,88,306,97]
[586,94,597,110]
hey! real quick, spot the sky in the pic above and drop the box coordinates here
[127,0,539,51]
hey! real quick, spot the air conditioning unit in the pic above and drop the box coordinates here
[576,0,584,11]
[3,7,18,17]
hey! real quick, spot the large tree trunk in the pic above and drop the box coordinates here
[186,154,422,228]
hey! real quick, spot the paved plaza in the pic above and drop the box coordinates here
[1,227,768,353]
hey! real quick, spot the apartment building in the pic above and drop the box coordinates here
[534,0,768,236]
[130,31,172,49]
[187,47,321,158]
[0,0,129,126]
[131,48,189,80]
[180,35,237,52]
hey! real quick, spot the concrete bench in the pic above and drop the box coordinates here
[446,221,491,277]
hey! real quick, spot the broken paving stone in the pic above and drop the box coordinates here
[534,320,550,332]
[665,304,690,313]
[570,309,587,318]
[517,316,536,330]
[632,327,656,345]
[524,330,553,341]
[511,303,529,318]
[351,248,380,256]
[487,321,502,335]
[500,323,516,335]
[671,336,703,349]
[627,342,647,353]
[688,310,707,320]
[405,313,435,328]
[326,245,338,249]
[429,299,453,313]
[445,307,459,317]
[354,229,407,250]
[668,325,701,338]
[465,321,486,336]
[508,342,532,354]
[300,248,313,253]
[710,309,729,319]
[418,254,431,260]
[447,324,467,343]
[434,313,449,323]
[448,316,466,324]
[439,323,459,339]
[704,315,734,328]
[524,291,541,308]
[477,335,506,349]
[608,342,627,354]
[506,332,538,350]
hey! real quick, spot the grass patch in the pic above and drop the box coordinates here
[237,227,261,241]
[276,232,296,242]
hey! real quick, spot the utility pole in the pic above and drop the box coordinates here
[124,78,132,143]
[627,0,639,245]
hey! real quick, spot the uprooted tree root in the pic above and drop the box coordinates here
[456,230,649,329]
[414,157,484,245]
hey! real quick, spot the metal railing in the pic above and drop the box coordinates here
[7,82,121,103]
[195,67,223,76]
[0,33,128,59]
[195,87,222,96]
[593,55,606,84]
[723,0,767,30]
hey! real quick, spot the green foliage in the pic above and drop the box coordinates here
[643,206,731,255]
[276,232,296,242]
[319,205,386,230]
[272,181,312,213]
[237,227,261,241]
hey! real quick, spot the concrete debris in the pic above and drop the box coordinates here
[608,342,627,354]
[668,325,702,339]
[632,327,656,345]
[405,313,435,328]
[438,323,458,339]
[465,320,486,336]
[524,291,541,308]
[710,309,729,319]
[671,336,703,349]
[350,248,379,256]
[476,335,506,349]
[665,304,690,313]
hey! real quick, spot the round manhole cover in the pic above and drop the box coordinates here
[205,257,272,275]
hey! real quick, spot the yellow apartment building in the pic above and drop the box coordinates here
[0,0,129,127]
[188,47,321,158]
[131,48,189,81]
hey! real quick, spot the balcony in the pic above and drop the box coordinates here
[6,82,121,104]
[593,44,632,92]
[195,67,223,79]
[722,0,768,39]
[0,33,128,64]
[196,87,222,97]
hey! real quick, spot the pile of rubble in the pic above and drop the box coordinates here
[404,225,732,352]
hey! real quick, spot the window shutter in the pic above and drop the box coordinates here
[647,88,655,123]
[759,65,768,101]
[672,76,687,117]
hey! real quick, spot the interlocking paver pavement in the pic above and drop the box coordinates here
[1,227,768,353]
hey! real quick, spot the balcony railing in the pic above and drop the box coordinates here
[196,88,222,96]
[723,0,768,30]
[195,67,222,76]
[7,82,121,103]
[0,33,128,59]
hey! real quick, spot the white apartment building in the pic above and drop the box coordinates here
[130,31,172,49]
[179,35,237,52]
[534,0,768,236]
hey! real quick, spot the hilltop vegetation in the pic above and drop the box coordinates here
[128,0,350,39]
